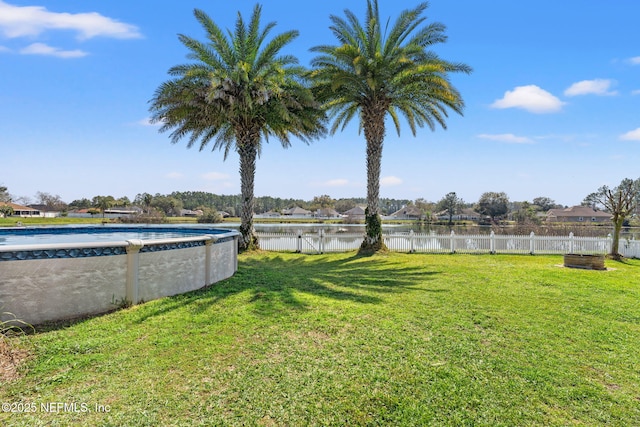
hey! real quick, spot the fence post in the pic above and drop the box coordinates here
[530,232,535,255]
[490,231,495,254]
[318,229,324,254]
[607,233,612,255]
[450,230,456,254]
[297,229,302,253]
[409,230,415,253]
[569,232,574,254]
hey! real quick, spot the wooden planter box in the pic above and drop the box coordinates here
[563,254,606,270]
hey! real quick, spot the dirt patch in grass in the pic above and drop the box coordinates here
[0,338,30,382]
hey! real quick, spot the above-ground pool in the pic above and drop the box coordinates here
[0,225,240,325]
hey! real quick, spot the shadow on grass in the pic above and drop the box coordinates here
[612,257,640,267]
[132,252,443,323]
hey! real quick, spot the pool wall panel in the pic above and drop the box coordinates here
[138,246,206,302]
[0,256,127,325]
[210,238,238,283]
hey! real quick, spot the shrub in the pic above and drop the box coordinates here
[197,208,223,224]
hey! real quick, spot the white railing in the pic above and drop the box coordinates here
[255,230,640,257]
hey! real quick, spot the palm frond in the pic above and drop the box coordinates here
[309,0,472,148]
[150,6,326,163]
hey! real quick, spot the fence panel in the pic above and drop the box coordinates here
[299,234,320,253]
[453,234,490,254]
[322,234,364,253]
[619,239,640,258]
[384,232,414,252]
[254,231,625,256]
[257,232,298,252]
[493,234,530,254]
[573,236,611,254]
[533,235,571,254]
[412,233,451,253]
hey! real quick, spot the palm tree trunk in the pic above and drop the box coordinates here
[360,104,388,254]
[237,140,259,252]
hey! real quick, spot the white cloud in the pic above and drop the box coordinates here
[202,172,231,181]
[20,42,87,58]
[381,176,403,187]
[0,45,9,52]
[632,89,640,96]
[0,1,141,40]
[491,85,565,114]
[628,56,640,65]
[564,79,617,96]
[477,133,534,144]
[620,128,640,141]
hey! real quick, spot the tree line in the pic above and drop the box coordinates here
[0,185,562,220]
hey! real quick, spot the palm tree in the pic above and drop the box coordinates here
[310,0,471,253]
[150,5,326,251]
[92,195,115,218]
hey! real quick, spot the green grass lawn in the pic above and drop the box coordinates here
[1,253,639,426]
[0,217,109,227]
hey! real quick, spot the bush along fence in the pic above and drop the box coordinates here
[256,230,640,257]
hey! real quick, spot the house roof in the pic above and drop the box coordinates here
[391,206,423,217]
[436,208,480,217]
[547,206,611,218]
[283,206,312,215]
[0,202,39,212]
[461,208,481,216]
[316,208,340,217]
[28,204,60,212]
[343,206,366,216]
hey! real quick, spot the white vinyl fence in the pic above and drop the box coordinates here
[256,230,640,258]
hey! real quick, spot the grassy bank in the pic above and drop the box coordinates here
[0,217,108,227]
[1,253,639,426]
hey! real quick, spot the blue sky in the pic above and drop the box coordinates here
[1,0,638,207]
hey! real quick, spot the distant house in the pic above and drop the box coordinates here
[315,208,341,218]
[0,202,41,217]
[436,208,481,222]
[282,206,313,218]
[546,206,611,223]
[390,205,423,220]
[180,209,203,217]
[342,206,366,219]
[28,204,62,218]
[257,210,281,218]
[104,207,143,218]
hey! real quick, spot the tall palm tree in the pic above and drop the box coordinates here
[310,0,471,253]
[150,5,326,251]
